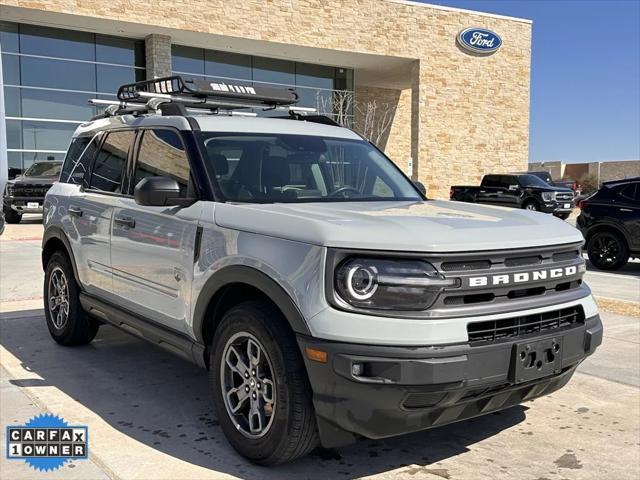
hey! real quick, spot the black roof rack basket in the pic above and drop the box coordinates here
[117,75,299,109]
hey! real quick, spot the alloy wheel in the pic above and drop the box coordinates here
[220,332,276,438]
[592,234,620,267]
[48,266,70,329]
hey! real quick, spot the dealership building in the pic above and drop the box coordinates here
[0,0,532,199]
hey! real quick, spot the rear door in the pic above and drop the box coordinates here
[68,130,135,299]
[479,175,513,206]
[110,128,200,333]
[616,182,640,252]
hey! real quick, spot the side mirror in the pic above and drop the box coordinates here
[134,176,188,207]
[413,181,427,196]
[508,184,520,191]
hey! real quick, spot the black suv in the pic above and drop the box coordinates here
[2,161,62,224]
[577,177,640,270]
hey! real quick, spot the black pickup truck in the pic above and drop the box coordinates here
[450,173,575,219]
[2,161,62,224]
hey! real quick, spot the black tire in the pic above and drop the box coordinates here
[44,251,99,346]
[210,301,318,465]
[587,231,629,271]
[555,212,570,220]
[3,208,22,224]
[522,200,539,212]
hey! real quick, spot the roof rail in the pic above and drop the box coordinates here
[117,75,299,109]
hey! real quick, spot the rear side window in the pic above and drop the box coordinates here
[89,130,135,193]
[618,182,639,202]
[132,129,191,197]
[60,135,99,187]
[482,175,498,187]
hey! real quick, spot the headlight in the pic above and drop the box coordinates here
[542,191,555,202]
[335,258,458,311]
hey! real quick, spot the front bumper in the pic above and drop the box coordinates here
[540,200,575,214]
[3,196,45,213]
[298,314,602,448]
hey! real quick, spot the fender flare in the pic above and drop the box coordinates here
[192,265,311,344]
[42,226,81,283]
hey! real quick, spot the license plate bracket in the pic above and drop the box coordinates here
[510,337,563,384]
[27,202,39,209]
[563,203,571,209]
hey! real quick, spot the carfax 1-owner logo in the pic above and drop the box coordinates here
[6,413,88,472]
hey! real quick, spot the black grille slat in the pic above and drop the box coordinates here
[11,184,51,197]
[441,260,491,272]
[467,306,584,345]
[504,256,542,267]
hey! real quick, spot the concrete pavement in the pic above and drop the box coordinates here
[1,218,639,480]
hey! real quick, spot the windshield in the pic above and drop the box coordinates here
[24,162,62,178]
[518,174,551,188]
[199,133,422,203]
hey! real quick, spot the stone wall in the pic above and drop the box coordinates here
[2,0,532,199]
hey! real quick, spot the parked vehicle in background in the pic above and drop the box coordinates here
[577,177,640,270]
[0,210,4,236]
[42,77,602,465]
[2,161,63,224]
[450,173,575,219]
[516,171,580,195]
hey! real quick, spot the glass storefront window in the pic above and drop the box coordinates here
[96,34,145,67]
[19,120,78,151]
[252,56,295,85]
[20,56,97,90]
[2,21,145,174]
[19,24,95,61]
[172,45,204,75]
[97,65,145,94]
[205,50,251,80]
[0,21,19,53]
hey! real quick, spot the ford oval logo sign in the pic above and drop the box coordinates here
[457,27,502,54]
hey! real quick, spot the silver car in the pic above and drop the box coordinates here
[41,77,602,465]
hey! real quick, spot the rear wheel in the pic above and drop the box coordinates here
[44,251,99,345]
[210,301,318,465]
[3,208,22,224]
[587,231,629,270]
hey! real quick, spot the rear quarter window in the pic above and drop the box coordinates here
[60,135,100,188]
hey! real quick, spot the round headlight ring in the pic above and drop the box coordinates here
[345,264,378,301]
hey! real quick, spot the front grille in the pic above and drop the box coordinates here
[11,184,51,197]
[556,192,574,202]
[467,305,585,345]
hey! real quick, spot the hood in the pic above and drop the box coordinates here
[9,176,58,185]
[525,185,573,193]
[214,200,583,252]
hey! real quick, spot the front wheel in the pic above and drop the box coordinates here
[3,208,22,224]
[522,200,539,211]
[44,251,99,345]
[587,231,629,270]
[210,301,318,465]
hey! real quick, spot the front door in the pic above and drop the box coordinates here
[110,128,199,333]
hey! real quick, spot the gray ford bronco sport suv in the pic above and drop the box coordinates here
[42,77,602,465]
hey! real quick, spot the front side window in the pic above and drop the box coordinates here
[518,174,550,188]
[89,130,134,193]
[200,133,420,203]
[132,129,191,197]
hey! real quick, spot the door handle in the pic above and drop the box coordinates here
[619,208,633,212]
[68,207,83,217]
[114,215,136,228]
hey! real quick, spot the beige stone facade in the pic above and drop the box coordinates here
[1,0,532,198]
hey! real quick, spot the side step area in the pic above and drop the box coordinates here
[79,293,207,369]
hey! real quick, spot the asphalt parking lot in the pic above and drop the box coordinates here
[1,217,639,480]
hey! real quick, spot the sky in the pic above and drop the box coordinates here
[419,0,640,163]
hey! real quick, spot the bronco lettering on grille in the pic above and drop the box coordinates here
[468,265,578,287]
